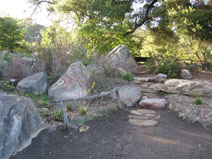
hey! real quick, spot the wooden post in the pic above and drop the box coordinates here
[115,89,122,109]
[55,87,122,129]
[60,101,69,129]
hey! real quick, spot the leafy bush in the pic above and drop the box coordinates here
[0,81,16,92]
[108,105,118,112]
[21,93,52,108]
[186,64,201,73]
[121,72,133,81]
[50,110,63,121]
[194,98,203,105]
[146,57,184,78]
[3,57,44,81]
[80,106,87,115]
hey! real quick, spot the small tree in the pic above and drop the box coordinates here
[0,17,25,51]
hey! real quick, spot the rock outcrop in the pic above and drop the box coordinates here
[162,79,212,97]
[17,72,47,95]
[48,61,90,101]
[0,94,45,159]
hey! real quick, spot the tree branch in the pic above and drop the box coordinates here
[30,0,55,15]
[125,0,158,36]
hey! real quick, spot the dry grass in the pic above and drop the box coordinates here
[192,71,212,82]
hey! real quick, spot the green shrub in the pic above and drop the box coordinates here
[146,57,184,78]
[121,72,133,81]
[186,64,201,73]
[21,93,52,107]
[194,98,203,105]
[80,106,87,115]
[0,81,16,92]
[108,105,118,112]
[51,110,63,121]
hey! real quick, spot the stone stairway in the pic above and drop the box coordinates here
[128,109,160,127]
[133,76,164,98]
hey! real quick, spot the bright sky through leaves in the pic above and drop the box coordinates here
[0,0,51,26]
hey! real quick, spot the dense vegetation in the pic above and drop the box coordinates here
[0,0,212,78]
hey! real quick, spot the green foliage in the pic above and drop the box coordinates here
[80,106,87,115]
[28,0,212,70]
[48,0,141,55]
[0,81,16,92]
[121,72,133,81]
[145,57,184,78]
[0,17,25,51]
[194,98,203,105]
[37,24,71,77]
[21,93,52,107]
[50,109,63,121]
[108,105,118,112]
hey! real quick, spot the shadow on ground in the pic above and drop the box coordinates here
[11,110,212,159]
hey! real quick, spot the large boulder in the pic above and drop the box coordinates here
[162,79,212,97]
[17,72,47,95]
[48,61,90,101]
[110,84,141,106]
[106,45,137,73]
[139,98,167,110]
[0,94,45,159]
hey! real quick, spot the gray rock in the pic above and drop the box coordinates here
[151,73,168,83]
[0,94,45,159]
[48,61,90,101]
[17,72,47,95]
[139,98,167,110]
[107,45,137,73]
[162,79,212,97]
[0,91,7,95]
[181,69,192,79]
[110,84,141,106]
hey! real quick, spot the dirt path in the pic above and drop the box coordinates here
[11,109,212,159]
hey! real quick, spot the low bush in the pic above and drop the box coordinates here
[108,105,118,112]
[0,81,16,92]
[50,109,63,121]
[3,57,33,81]
[194,98,203,105]
[121,72,133,81]
[21,93,52,108]
[146,57,184,78]
[80,106,87,115]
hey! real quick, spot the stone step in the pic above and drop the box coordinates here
[142,93,161,98]
[136,109,157,114]
[129,119,158,127]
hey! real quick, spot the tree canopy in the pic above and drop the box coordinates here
[0,17,25,51]
[28,0,212,55]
